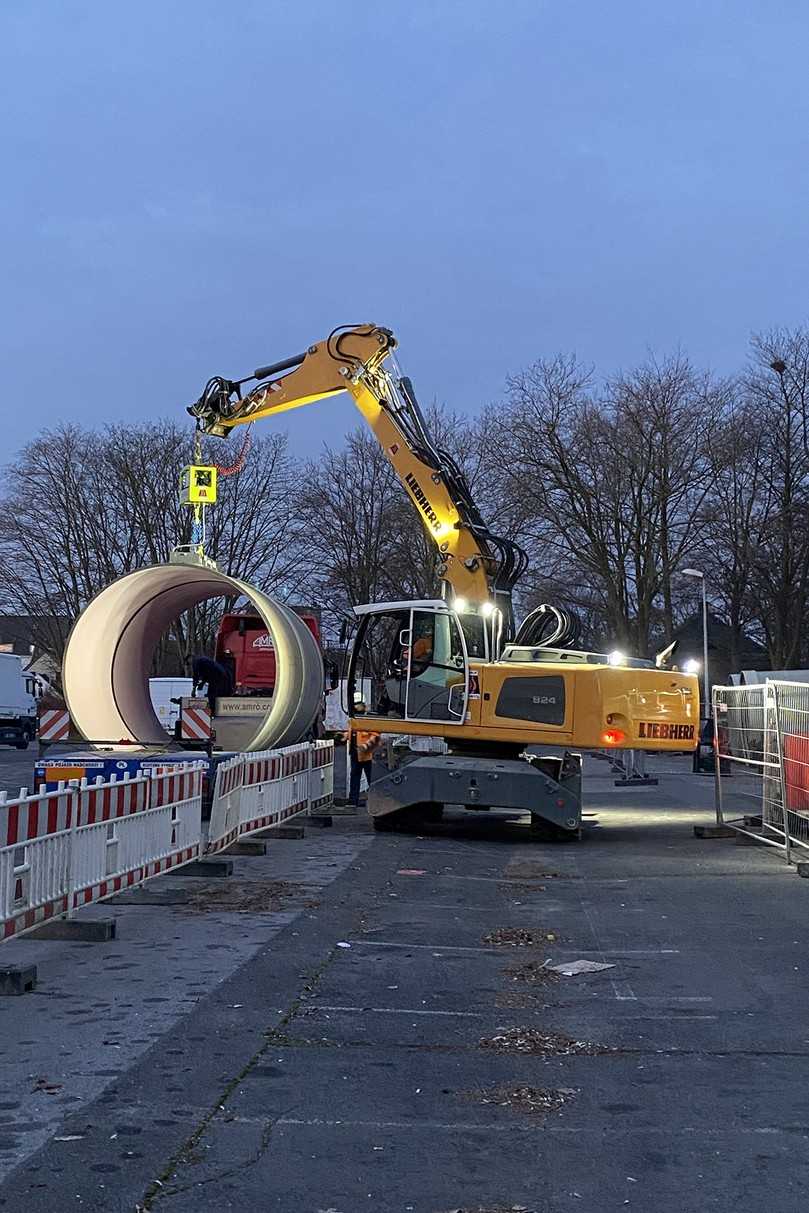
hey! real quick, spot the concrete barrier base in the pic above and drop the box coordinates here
[29,918,116,942]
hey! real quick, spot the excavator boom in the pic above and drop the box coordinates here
[189,324,526,615]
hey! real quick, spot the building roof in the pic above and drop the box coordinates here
[672,611,767,660]
[0,614,72,657]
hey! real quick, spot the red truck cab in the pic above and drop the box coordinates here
[215,608,321,696]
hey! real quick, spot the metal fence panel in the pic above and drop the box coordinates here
[714,679,809,862]
[772,681,809,855]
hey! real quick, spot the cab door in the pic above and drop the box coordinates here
[404,607,470,724]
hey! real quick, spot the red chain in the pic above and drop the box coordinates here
[215,426,253,477]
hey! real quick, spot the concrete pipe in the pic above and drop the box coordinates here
[62,563,323,751]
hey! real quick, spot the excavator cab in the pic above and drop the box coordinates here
[349,601,470,726]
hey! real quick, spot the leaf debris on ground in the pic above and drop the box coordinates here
[439,1204,538,1212]
[483,927,557,947]
[504,859,561,881]
[479,1026,610,1056]
[461,1084,578,1118]
[179,879,307,915]
[503,960,561,986]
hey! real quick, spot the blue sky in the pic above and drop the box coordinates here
[3,1,808,460]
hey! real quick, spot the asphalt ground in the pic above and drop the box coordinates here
[0,755,807,1212]
[0,742,61,798]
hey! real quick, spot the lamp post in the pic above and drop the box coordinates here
[682,568,710,719]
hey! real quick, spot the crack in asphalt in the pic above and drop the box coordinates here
[138,943,341,1210]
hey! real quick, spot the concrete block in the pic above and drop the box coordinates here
[693,824,737,839]
[182,858,234,877]
[614,777,659,787]
[29,917,116,942]
[734,830,763,846]
[796,862,809,879]
[0,963,37,996]
[257,824,305,840]
[225,841,267,857]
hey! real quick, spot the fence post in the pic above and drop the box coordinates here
[770,682,792,865]
[712,687,724,826]
[65,779,81,921]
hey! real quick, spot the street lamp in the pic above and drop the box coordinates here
[682,568,710,718]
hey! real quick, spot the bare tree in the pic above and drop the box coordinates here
[9,330,809,685]
[699,394,770,669]
[0,421,303,676]
[741,332,809,666]
[487,353,722,653]
[294,402,497,648]
[295,428,431,644]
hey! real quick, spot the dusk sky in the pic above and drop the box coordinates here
[3,1,808,461]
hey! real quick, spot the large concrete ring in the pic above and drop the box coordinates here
[62,563,323,751]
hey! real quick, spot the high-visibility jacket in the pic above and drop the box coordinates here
[347,727,381,761]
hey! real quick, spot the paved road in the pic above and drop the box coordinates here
[0,742,53,797]
[1,761,807,1211]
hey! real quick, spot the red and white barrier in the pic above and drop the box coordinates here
[179,699,212,741]
[69,769,203,910]
[38,709,70,742]
[206,740,334,854]
[0,784,75,938]
[310,740,334,811]
[0,765,203,941]
[1,741,334,942]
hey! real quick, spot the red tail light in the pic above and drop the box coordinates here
[601,729,625,746]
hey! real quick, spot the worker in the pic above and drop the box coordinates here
[344,701,381,807]
[220,648,237,689]
[401,630,433,672]
[191,655,234,715]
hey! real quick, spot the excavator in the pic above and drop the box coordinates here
[187,323,699,832]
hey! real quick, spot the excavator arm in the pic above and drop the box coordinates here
[188,324,526,620]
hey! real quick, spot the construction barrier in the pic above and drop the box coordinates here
[713,680,809,862]
[38,709,70,743]
[206,740,334,854]
[1,741,335,942]
[310,739,335,811]
[179,698,212,742]
[0,764,203,941]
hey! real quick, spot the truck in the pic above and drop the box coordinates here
[215,607,321,696]
[0,653,38,749]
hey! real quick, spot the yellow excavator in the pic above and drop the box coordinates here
[188,323,698,832]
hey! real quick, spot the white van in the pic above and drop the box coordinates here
[0,653,38,749]
[149,677,193,734]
